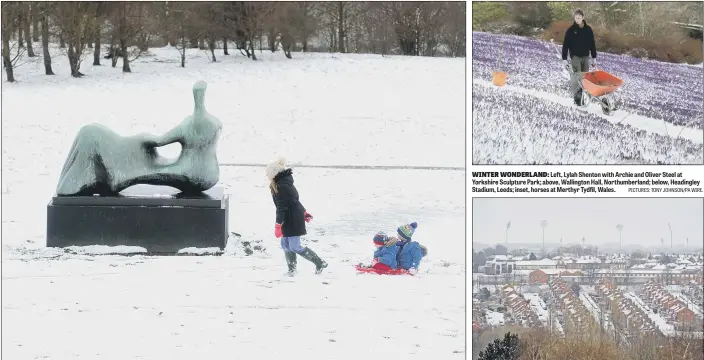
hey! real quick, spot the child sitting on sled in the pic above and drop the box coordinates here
[387,222,428,274]
[398,240,428,274]
[359,231,400,271]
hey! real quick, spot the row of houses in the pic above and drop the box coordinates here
[595,279,659,338]
[547,277,598,336]
[530,269,584,284]
[642,281,698,326]
[500,285,541,328]
[483,256,628,275]
[526,268,702,285]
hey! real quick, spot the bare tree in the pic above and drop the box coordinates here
[39,2,55,75]
[168,2,196,68]
[112,2,137,72]
[382,2,420,56]
[337,2,346,53]
[189,2,227,62]
[229,2,276,60]
[20,2,36,57]
[2,2,19,82]
[31,4,39,42]
[92,2,109,66]
[54,2,99,77]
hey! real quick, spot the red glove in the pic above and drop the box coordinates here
[275,223,283,238]
[304,211,313,223]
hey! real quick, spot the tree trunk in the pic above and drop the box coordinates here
[249,35,257,60]
[67,43,83,77]
[223,37,229,55]
[281,34,293,59]
[31,6,39,42]
[337,2,345,53]
[110,36,118,67]
[330,25,336,52]
[208,40,216,62]
[198,38,206,50]
[259,28,263,52]
[302,5,309,52]
[22,5,35,57]
[2,10,15,83]
[120,38,131,72]
[180,36,186,68]
[41,11,54,75]
[268,29,276,52]
[139,35,148,51]
[59,36,65,48]
[2,45,14,82]
[17,11,24,48]
[93,28,101,66]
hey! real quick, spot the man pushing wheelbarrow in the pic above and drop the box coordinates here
[558,8,623,115]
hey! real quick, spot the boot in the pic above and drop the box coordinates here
[299,247,328,274]
[284,251,297,275]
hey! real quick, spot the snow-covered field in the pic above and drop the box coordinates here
[472,32,704,164]
[2,47,465,359]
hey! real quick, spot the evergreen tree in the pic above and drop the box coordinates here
[478,332,521,360]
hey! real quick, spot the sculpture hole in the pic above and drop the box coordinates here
[156,142,183,162]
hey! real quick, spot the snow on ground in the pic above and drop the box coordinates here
[473,78,702,143]
[523,292,549,326]
[177,247,225,255]
[581,285,595,294]
[64,245,148,255]
[625,292,675,337]
[578,292,614,333]
[473,81,703,164]
[472,31,704,164]
[552,310,565,335]
[485,310,505,327]
[1,47,465,359]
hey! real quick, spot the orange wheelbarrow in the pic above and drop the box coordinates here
[549,39,624,115]
[574,70,624,115]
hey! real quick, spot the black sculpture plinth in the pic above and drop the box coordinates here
[47,185,229,254]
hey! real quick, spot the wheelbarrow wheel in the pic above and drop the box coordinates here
[580,89,589,107]
[601,97,615,115]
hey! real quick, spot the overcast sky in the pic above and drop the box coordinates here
[473,198,703,247]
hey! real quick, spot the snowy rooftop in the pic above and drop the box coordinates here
[533,268,583,275]
[516,259,558,266]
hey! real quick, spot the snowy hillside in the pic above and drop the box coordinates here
[1,47,465,359]
[472,32,704,164]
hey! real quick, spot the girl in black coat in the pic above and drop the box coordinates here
[266,157,328,275]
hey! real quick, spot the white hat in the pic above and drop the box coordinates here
[265,156,288,181]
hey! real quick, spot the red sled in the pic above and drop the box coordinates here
[355,264,411,275]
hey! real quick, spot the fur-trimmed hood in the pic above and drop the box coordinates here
[266,157,289,181]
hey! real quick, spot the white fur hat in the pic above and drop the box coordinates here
[265,157,288,181]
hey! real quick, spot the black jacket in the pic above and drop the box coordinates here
[271,169,307,237]
[562,21,597,60]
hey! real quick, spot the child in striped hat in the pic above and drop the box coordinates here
[385,222,418,249]
[397,222,417,244]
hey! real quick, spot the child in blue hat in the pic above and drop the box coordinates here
[359,231,399,271]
